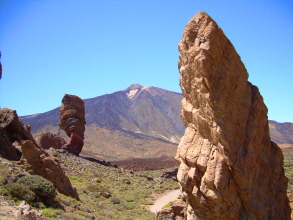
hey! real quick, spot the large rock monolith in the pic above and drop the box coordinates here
[176,12,291,219]
[59,94,86,156]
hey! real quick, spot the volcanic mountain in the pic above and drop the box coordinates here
[21,85,185,160]
[21,84,293,159]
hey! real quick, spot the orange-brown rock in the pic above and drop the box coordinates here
[59,94,86,156]
[19,140,79,200]
[37,132,66,149]
[0,109,36,160]
[176,12,291,219]
[156,199,186,220]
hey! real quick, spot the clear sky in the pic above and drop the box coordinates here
[0,0,292,123]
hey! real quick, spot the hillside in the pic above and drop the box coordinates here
[269,120,293,153]
[0,149,179,219]
[21,85,293,160]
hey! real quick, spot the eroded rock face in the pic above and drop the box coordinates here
[59,94,86,156]
[0,109,36,160]
[37,132,66,149]
[176,12,291,219]
[19,140,79,200]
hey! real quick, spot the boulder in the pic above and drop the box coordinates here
[37,132,66,149]
[15,200,45,220]
[156,199,186,220]
[59,94,86,156]
[176,12,291,219]
[161,168,178,181]
[0,109,36,160]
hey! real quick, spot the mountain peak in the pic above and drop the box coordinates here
[124,84,144,91]
[124,84,149,100]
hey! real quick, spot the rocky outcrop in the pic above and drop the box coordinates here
[156,199,186,220]
[0,108,79,200]
[59,94,86,156]
[176,12,291,219]
[161,168,178,181]
[19,140,79,200]
[0,109,36,160]
[37,132,66,149]
[15,201,45,220]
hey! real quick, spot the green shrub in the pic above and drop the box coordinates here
[0,187,9,196]
[52,152,59,157]
[111,197,120,204]
[163,200,177,209]
[87,184,110,193]
[5,183,35,202]
[41,208,62,218]
[17,175,56,204]
[122,179,131,184]
[0,177,6,186]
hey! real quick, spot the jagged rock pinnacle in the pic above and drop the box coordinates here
[175,12,291,219]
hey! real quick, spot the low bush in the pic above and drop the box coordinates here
[111,197,120,204]
[5,183,35,202]
[17,175,56,204]
[87,184,110,193]
[0,177,6,185]
[41,208,62,218]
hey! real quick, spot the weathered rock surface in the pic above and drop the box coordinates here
[156,199,186,220]
[59,94,86,156]
[176,12,291,219]
[0,109,36,160]
[15,200,45,220]
[37,132,66,149]
[19,140,79,200]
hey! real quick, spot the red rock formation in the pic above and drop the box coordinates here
[59,94,86,156]
[37,132,66,149]
[19,140,79,200]
[176,12,291,219]
[0,109,36,160]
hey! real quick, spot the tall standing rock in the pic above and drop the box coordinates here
[59,94,86,156]
[176,12,290,219]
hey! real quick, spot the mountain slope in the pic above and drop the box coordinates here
[269,120,293,145]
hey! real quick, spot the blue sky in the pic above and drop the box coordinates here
[0,0,292,123]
